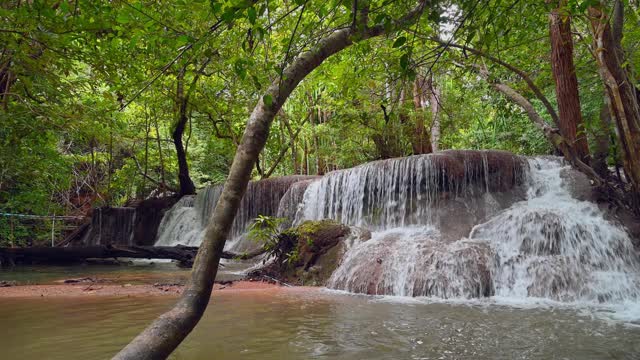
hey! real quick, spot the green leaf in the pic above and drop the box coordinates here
[251,74,261,90]
[263,94,273,107]
[247,7,257,24]
[222,7,237,23]
[116,12,131,24]
[176,35,190,47]
[233,59,247,79]
[392,36,407,48]
[400,53,409,70]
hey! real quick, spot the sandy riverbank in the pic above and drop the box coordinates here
[0,280,302,298]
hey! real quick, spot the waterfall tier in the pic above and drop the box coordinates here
[321,155,640,306]
[81,207,136,246]
[153,149,640,311]
[155,176,316,250]
[297,150,526,239]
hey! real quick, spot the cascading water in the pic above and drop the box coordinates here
[81,207,136,246]
[154,176,316,251]
[294,151,640,312]
[154,196,200,246]
[470,157,640,303]
[276,179,316,229]
[296,150,525,240]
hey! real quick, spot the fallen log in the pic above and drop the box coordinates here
[0,245,266,268]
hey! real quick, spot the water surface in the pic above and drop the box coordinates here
[1,290,638,359]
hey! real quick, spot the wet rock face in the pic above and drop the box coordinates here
[132,197,178,246]
[276,179,317,229]
[327,228,494,298]
[559,164,640,246]
[154,175,317,248]
[80,207,136,246]
[78,197,178,246]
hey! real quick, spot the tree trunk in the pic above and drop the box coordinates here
[411,75,432,154]
[0,245,199,267]
[173,67,196,196]
[0,245,264,268]
[549,2,590,163]
[593,100,612,178]
[589,4,640,188]
[113,3,428,359]
[428,74,441,151]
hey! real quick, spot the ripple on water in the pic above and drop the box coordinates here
[3,291,639,360]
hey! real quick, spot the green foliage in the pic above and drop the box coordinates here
[247,215,289,259]
[1,0,638,243]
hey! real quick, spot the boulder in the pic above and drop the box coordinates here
[560,165,640,247]
[249,220,370,286]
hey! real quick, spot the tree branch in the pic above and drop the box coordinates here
[431,38,561,129]
[114,2,431,358]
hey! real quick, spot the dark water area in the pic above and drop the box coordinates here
[0,290,639,360]
[0,260,250,285]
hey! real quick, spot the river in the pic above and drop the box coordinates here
[1,289,639,359]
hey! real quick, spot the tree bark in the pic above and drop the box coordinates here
[428,74,441,151]
[173,66,196,196]
[589,3,640,188]
[549,2,590,163]
[411,75,432,154]
[113,2,429,359]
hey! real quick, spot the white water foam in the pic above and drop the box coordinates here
[317,156,640,323]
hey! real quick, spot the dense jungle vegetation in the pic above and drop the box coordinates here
[1,1,639,242]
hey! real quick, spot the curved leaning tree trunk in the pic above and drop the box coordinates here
[113,2,429,359]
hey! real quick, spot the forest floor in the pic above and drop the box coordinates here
[0,279,304,298]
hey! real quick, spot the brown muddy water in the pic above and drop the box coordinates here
[1,289,639,360]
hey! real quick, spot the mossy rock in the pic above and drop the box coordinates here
[264,220,354,286]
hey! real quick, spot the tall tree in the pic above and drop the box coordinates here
[173,65,197,196]
[588,1,640,189]
[549,0,590,163]
[412,74,432,154]
[172,57,210,196]
[428,74,441,152]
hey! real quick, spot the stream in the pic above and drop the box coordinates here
[1,289,639,359]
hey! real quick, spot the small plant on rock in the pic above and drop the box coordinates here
[247,215,298,267]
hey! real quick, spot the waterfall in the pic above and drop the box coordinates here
[294,151,640,307]
[470,157,640,303]
[81,207,136,246]
[276,179,316,229]
[296,150,526,237]
[155,176,317,250]
[154,196,200,246]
